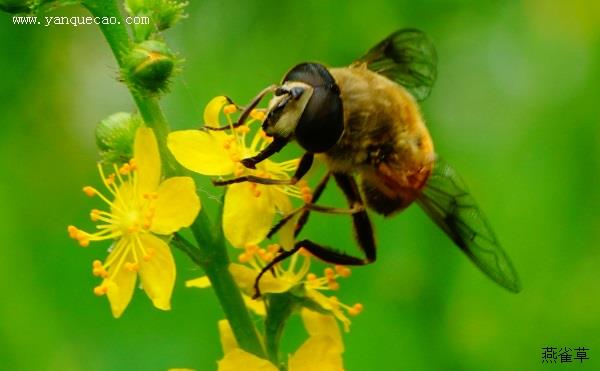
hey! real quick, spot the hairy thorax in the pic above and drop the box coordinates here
[326,66,434,175]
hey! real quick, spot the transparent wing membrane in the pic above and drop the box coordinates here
[355,28,437,101]
[417,159,521,292]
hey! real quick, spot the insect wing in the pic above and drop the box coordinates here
[416,159,521,292]
[354,28,437,101]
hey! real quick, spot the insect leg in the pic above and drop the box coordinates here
[267,172,331,239]
[252,243,302,299]
[240,137,289,169]
[213,152,314,186]
[253,173,375,298]
[203,84,277,131]
[253,238,367,299]
[296,239,368,265]
[333,173,377,263]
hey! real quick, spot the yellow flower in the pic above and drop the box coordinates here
[167,96,311,248]
[68,127,201,318]
[217,309,344,371]
[187,243,363,331]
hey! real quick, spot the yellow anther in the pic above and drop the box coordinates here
[93,260,103,268]
[90,209,100,221]
[127,225,139,234]
[142,222,151,230]
[300,186,312,194]
[223,142,231,150]
[335,265,351,278]
[348,303,364,316]
[297,180,308,188]
[119,163,131,175]
[235,125,250,134]
[254,190,262,198]
[83,186,96,197]
[267,244,279,253]
[298,248,311,257]
[230,154,241,162]
[106,174,115,185]
[257,248,267,257]
[92,267,105,277]
[324,267,335,279]
[67,225,79,239]
[143,254,151,261]
[125,262,139,272]
[306,273,317,281]
[302,193,312,203]
[223,104,237,114]
[327,279,340,291]
[78,238,90,248]
[128,158,137,170]
[245,243,258,252]
[143,192,159,200]
[238,252,250,263]
[250,109,265,121]
[93,285,108,296]
[263,252,274,262]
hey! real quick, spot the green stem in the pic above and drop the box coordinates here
[265,293,297,366]
[82,0,265,358]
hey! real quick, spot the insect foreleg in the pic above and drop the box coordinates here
[203,84,277,131]
[213,152,314,186]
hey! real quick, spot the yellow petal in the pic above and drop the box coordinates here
[218,320,238,355]
[270,187,292,215]
[301,309,343,352]
[288,335,344,371]
[243,295,266,316]
[204,96,230,127]
[138,233,176,311]
[134,127,161,194]
[185,276,211,288]
[104,240,137,318]
[223,183,276,248]
[229,263,295,295]
[151,176,201,235]
[218,349,277,371]
[167,130,235,176]
[277,209,300,252]
[263,187,295,250]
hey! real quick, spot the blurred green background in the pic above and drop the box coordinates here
[1,0,599,370]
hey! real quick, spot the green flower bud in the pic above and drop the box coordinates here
[125,0,187,32]
[153,0,187,31]
[124,40,175,94]
[96,112,142,163]
[0,0,31,13]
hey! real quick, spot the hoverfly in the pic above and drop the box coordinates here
[206,29,521,296]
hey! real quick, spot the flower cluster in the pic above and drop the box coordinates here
[69,127,200,318]
[70,95,362,369]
